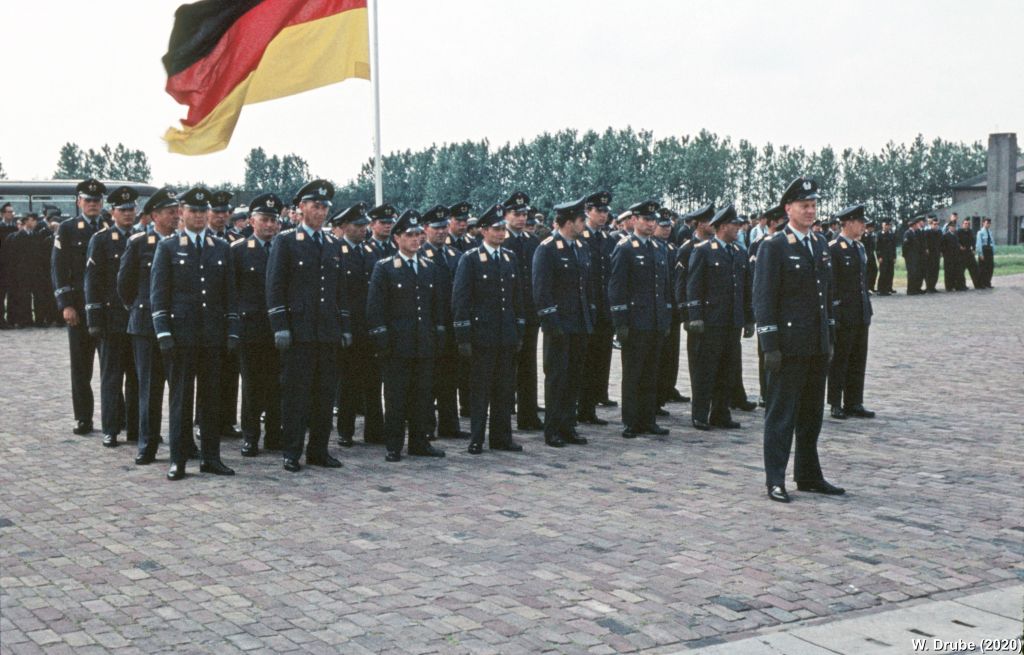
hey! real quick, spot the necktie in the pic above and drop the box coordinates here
[409,257,417,274]
[314,231,322,249]
[264,241,270,253]
[803,235,812,257]
[196,235,203,255]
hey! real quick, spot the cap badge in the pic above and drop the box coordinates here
[802,181,812,191]
[196,192,205,200]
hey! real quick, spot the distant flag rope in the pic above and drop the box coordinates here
[162,0,370,155]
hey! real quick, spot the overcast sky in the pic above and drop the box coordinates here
[1,0,1020,187]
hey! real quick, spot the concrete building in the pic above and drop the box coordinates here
[939,133,1022,244]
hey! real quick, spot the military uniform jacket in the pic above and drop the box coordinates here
[151,233,239,346]
[876,232,897,260]
[685,239,752,328]
[444,233,476,253]
[901,228,921,263]
[83,226,131,334]
[941,230,959,259]
[608,235,672,333]
[230,236,274,343]
[829,237,872,327]
[504,232,539,327]
[117,231,166,338]
[753,227,834,356]
[368,237,396,258]
[532,232,594,335]
[861,231,877,261]
[580,226,614,325]
[338,239,378,340]
[421,241,462,352]
[924,229,941,260]
[673,237,704,323]
[662,239,682,322]
[452,245,524,348]
[266,228,351,344]
[367,253,444,358]
[51,214,110,312]
[4,231,39,289]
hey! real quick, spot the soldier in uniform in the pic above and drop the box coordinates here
[754,177,843,503]
[654,209,687,412]
[232,194,283,457]
[501,191,544,431]
[685,205,753,431]
[875,218,897,295]
[331,202,385,446]
[367,204,397,257]
[0,202,17,328]
[902,216,925,295]
[267,180,351,472]
[84,186,140,448]
[533,197,593,447]
[675,203,715,409]
[924,215,942,293]
[826,205,876,421]
[151,187,239,480]
[447,201,475,417]
[609,200,672,439]
[205,190,242,439]
[366,210,446,462]
[52,178,110,435]
[117,188,179,465]
[578,191,617,425]
[942,217,963,291]
[861,219,878,292]
[420,204,469,440]
[452,204,525,453]
[957,216,980,289]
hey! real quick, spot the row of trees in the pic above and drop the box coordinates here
[53,143,152,183]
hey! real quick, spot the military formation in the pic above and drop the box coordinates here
[40,173,1001,500]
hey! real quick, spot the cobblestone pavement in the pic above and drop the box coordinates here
[2,277,1022,654]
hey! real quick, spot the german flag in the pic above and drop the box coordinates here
[163,0,370,155]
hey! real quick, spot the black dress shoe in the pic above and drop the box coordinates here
[646,424,670,436]
[167,463,186,481]
[577,414,608,426]
[283,457,302,472]
[545,437,566,447]
[308,454,343,468]
[467,442,483,455]
[621,428,638,439]
[385,450,402,462]
[409,444,446,458]
[135,451,156,465]
[709,419,741,429]
[491,439,524,452]
[767,485,791,503]
[667,390,689,403]
[241,441,259,457]
[73,421,93,435]
[692,419,711,431]
[563,434,588,445]
[200,460,235,476]
[731,400,757,412]
[597,398,618,407]
[102,434,119,448]
[844,405,875,418]
[796,480,846,495]
[337,435,354,448]
[655,407,670,417]
[830,405,847,419]
[758,397,766,408]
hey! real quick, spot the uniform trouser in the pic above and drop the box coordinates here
[877,258,894,293]
[457,352,471,416]
[220,348,240,432]
[827,324,869,409]
[429,349,461,437]
[621,329,663,431]
[31,282,56,324]
[925,256,940,291]
[98,332,138,438]
[382,356,434,454]
[685,329,700,397]
[66,319,97,424]
[7,284,32,325]
[691,327,740,424]
[469,345,516,447]
[543,331,588,440]
[757,340,766,401]
[978,246,994,287]
[0,281,8,323]
[943,256,958,291]
[963,253,979,288]
[763,353,828,488]
[132,335,164,456]
[905,258,922,293]
[165,344,222,465]
[239,342,281,448]
[337,344,384,441]
[656,322,682,404]
[515,323,540,422]
[579,323,613,416]
[866,259,878,291]
[730,339,749,406]
[280,342,338,461]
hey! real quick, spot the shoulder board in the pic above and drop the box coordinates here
[829,239,838,247]
[324,233,335,244]
[682,239,692,247]
[231,238,247,248]
[575,239,583,248]
[363,244,374,253]
[541,236,554,245]
[206,236,214,246]
[129,232,145,242]
[280,228,296,236]
[503,253,510,262]
[668,243,675,250]
[446,247,456,256]
[697,240,710,248]
[98,226,109,233]
[419,256,431,265]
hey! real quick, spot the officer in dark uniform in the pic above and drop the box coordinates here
[117,188,180,464]
[875,219,897,295]
[367,210,446,462]
[956,216,980,289]
[4,215,38,327]
[85,186,140,448]
[747,205,787,407]
[331,202,385,446]
[903,216,925,295]
[533,197,593,447]
[501,191,544,431]
[685,204,753,431]
[446,201,475,417]
[754,177,843,503]
[578,190,617,424]
[609,200,673,439]
[52,178,110,435]
[861,219,878,292]
[452,204,525,454]
[826,205,876,421]
[654,209,685,411]
[151,186,239,480]
[267,180,350,472]
[420,204,469,440]
[941,217,962,291]
[367,203,398,257]
[924,215,942,293]
[232,193,283,457]
[675,203,715,408]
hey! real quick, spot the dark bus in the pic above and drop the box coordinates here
[0,180,159,219]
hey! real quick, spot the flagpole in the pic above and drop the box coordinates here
[368,0,383,205]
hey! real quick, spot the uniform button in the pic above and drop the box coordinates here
[202,303,207,308]
[202,290,206,295]
[200,277,205,282]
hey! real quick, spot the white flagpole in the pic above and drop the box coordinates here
[368,0,383,205]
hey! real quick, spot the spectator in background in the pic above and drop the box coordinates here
[975,217,995,289]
